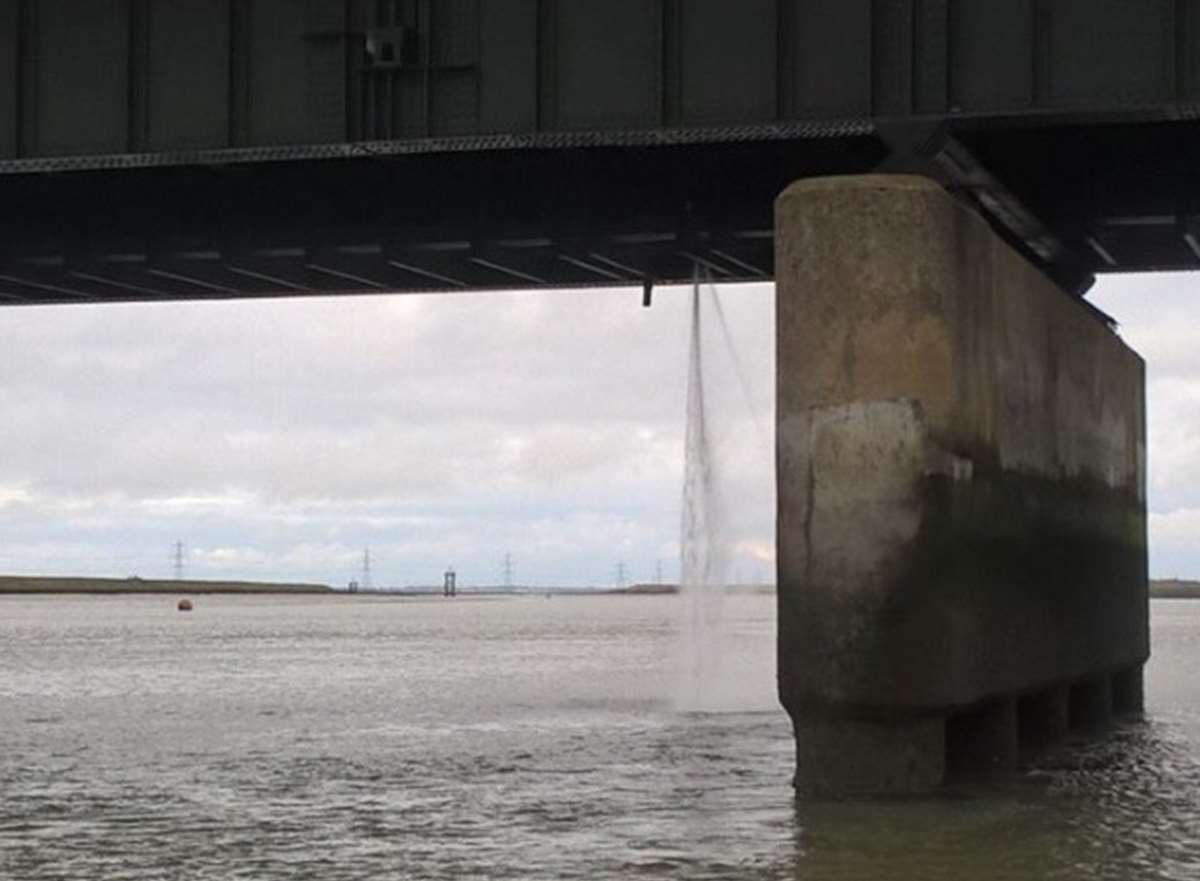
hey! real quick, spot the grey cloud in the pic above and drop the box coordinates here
[0,284,775,586]
[1091,275,1200,575]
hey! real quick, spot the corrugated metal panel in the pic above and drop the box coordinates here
[307,0,347,143]
[247,0,311,145]
[2,0,1195,171]
[1178,0,1198,100]
[913,0,948,113]
[128,0,148,150]
[147,2,230,150]
[871,0,913,115]
[431,72,478,136]
[478,0,537,133]
[431,0,478,67]
[555,0,659,130]
[0,1,17,158]
[31,0,131,156]
[238,0,346,146]
[1047,0,1174,106]
[356,0,396,140]
[396,78,425,139]
[680,0,776,124]
[791,0,871,116]
[429,0,481,135]
[948,0,1033,110]
[357,0,457,140]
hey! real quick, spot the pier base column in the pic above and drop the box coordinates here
[775,175,1148,796]
[1018,686,1070,750]
[946,699,1018,776]
[1112,664,1145,715]
[794,718,944,797]
[1070,677,1114,729]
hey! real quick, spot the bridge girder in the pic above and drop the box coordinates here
[2,1,1200,303]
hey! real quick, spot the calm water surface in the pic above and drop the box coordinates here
[2,594,1198,880]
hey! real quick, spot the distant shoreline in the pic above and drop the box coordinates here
[606,583,680,595]
[1151,579,1200,599]
[0,575,332,595]
[2,575,1182,598]
[604,583,776,595]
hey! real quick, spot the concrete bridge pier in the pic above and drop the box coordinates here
[775,176,1149,797]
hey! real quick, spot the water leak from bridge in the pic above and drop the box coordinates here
[678,271,771,712]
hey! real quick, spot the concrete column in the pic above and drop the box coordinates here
[946,699,1019,776]
[1018,686,1070,750]
[775,175,1148,796]
[1112,664,1145,715]
[794,718,944,798]
[1070,677,1113,729]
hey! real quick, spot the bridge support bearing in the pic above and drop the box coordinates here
[775,175,1148,797]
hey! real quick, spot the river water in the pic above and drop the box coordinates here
[1,593,1198,880]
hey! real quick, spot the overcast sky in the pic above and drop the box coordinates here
[1089,273,1200,580]
[0,272,1193,587]
[0,283,773,588]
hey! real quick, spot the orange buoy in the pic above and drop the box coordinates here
[177,598,193,612]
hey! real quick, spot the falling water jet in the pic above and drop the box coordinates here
[677,269,736,712]
[674,266,774,712]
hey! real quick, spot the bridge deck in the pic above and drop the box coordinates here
[2,1,1200,304]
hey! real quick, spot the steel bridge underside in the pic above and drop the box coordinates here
[3,115,1200,307]
[4,0,1200,305]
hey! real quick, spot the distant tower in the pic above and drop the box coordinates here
[443,566,457,597]
[502,552,515,589]
[655,558,663,585]
[615,561,627,589]
[361,547,372,591]
[172,541,185,581]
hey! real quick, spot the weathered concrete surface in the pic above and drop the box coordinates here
[1017,687,1070,750]
[775,175,1148,796]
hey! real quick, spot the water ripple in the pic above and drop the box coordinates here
[2,595,1199,879]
